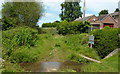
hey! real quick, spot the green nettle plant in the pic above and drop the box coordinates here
[2,26,38,59]
[92,27,119,58]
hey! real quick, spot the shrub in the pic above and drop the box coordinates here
[42,21,60,27]
[92,27,119,58]
[2,26,38,58]
[9,48,39,63]
[2,17,16,31]
[57,21,90,35]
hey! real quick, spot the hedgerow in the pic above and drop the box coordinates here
[57,21,90,35]
[92,27,119,58]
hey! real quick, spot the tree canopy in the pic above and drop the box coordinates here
[1,1,43,30]
[59,0,82,22]
[99,10,108,16]
[114,8,119,12]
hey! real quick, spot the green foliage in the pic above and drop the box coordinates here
[59,1,82,21]
[2,1,43,30]
[65,34,100,60]
[2,16,17,30]
[57,21,90,35]
[83,52,118,72]
[42,21,60,27]
[9,47,39,63]
[2,61,24,72]
[92,27,119,58]
[42,28,57,34]
[68,53,88,63]
[60,69,76,72]
[99,10,108,16]
[2,26,38,59]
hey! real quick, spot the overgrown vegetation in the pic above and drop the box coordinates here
[91,27,119,58]
[42,28,57,34]
[64,33,100,60]
[82,52,118,72]
[2,61,24,72]
[42,21,60,27]
[57,21,90,35]
[2,26,38,62]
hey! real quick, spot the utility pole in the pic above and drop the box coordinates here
[118,1,120,28]
[83,0,86,18]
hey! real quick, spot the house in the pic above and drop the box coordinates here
[110,12,119,28]
[75,13,118,29]
[110,12,119,22]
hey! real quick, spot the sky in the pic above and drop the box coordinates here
[0,0,119,27]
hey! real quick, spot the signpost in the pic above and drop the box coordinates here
[89,35,94,48]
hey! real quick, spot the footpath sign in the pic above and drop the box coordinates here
[89,35,94,47]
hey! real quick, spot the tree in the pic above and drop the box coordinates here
[99,10,108,16]
[114,8,119,12]
[59,0,82,22]
[1,1,43,30]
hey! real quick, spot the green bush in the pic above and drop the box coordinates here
[92,27,119,58]
[2,26,38,58]
[42,21,60,27]
[57,21,90,35]
[2,16,17,31]
[9,48,39,63]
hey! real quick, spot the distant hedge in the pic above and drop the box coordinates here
[42,21,60,27]
[92,27,119,58]
[57,21,90,35]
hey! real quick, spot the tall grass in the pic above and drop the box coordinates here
[82,52,118,72]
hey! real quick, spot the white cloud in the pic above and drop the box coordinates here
[43,2,62,12]
[85,14,93,17]
[84,0,119,13]
[44,13,58,18]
